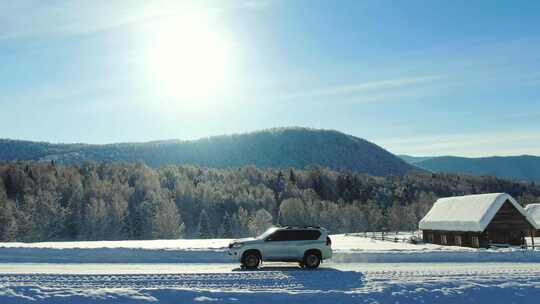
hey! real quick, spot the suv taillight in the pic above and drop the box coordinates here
[326,236,332,246]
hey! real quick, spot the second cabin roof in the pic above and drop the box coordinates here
[525,203,540,225]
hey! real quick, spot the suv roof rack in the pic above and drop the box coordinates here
[276,225,322,229]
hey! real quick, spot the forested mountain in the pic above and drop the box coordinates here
[0,128,415,177]
[1,161,539,242]
[3,129,539,243]
[400,155,540,182]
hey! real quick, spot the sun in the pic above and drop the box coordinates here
[145,13,230,102]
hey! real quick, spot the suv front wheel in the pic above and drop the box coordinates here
[303,251,321,269]
[242,251,261,269]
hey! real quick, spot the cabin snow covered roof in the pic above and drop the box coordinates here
[525,204,540,226]
[419,193,539,232]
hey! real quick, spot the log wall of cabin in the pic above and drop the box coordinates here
[485,200,534,245]
[422,230,488,248]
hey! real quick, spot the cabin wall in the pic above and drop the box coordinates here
[485,201,534,246]
[422,230,488,248]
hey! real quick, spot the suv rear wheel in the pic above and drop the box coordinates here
[242,252,261,269]
[303,251,321,269]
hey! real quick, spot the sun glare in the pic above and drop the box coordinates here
[145,13,231,103]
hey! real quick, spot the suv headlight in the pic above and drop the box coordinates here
[231,243,244,249]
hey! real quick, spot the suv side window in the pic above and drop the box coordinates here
[266,230,288,241]
[266,229,321,241]
[292,230,321,241]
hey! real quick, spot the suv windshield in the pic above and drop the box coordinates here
[257,227,278,239]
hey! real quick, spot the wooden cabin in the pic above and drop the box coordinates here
[419,193,538,248]
[525,204,540,237]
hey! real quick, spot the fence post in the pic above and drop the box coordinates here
[531,230,535,250]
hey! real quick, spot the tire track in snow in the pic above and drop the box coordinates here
[0,272,302,291]
[1,264,539,298]
[358,267,540,294]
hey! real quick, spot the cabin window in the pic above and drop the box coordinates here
[441,234,447,245]
[428,233,434,243]
[472,236,480,248]
[455,235,462,246]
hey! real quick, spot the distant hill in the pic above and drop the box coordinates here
[400,155,540,182]
[0,128,416,176]
[397,155,434,164]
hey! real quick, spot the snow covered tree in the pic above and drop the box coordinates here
[103,190,129,240]
[0,187,17,241]
[235,207,250,237]
[230,212,241,237]
[278,198,308,226]
[220,212,233,238]
[151,198,185,239]
[197,209,211,238]
[363,200,384,232]
[19,190,67,242]
[413,191,438,222]
[317,201,343,232]
[82,197,108,240]
[0,161,538,242]
[248,209,273,236]
[388,201,406,231]
[289,169,296,184]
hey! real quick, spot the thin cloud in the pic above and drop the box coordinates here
[378,131,540,157]
[0,1,273,41]
[0,1,239,41]
[241,0,274,10]
[523,73,540,87]
[0,1,161,41]
[281,75,443,101]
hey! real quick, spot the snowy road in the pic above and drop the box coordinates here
[1,262,540,303]
[1,236,539,303]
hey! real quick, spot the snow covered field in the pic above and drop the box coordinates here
[1,263,540,303]
[1,234,539,303]
[1,233,538,263]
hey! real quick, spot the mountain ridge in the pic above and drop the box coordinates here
[400,154,540,182]
[0,127,416,177]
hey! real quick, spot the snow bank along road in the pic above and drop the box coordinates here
[1,263,539,303]
[1,234,539,303]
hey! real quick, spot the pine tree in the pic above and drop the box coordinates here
[197,209,211,238]
[289,169,296,184]
[236,207,250,237]
[388,201,406,231]
[220,212,233,238]
[230,212,242,237]
[151,198,185,239]
[82,197,107,240]
[364,200,384,232]
[0,195,17,241]
[103,190,129,240]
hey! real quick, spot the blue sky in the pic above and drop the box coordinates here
[1,0,540,157]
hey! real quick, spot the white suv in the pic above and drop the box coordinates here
[228,226,332,269]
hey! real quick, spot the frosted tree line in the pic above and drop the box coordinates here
[1,161,539,242]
